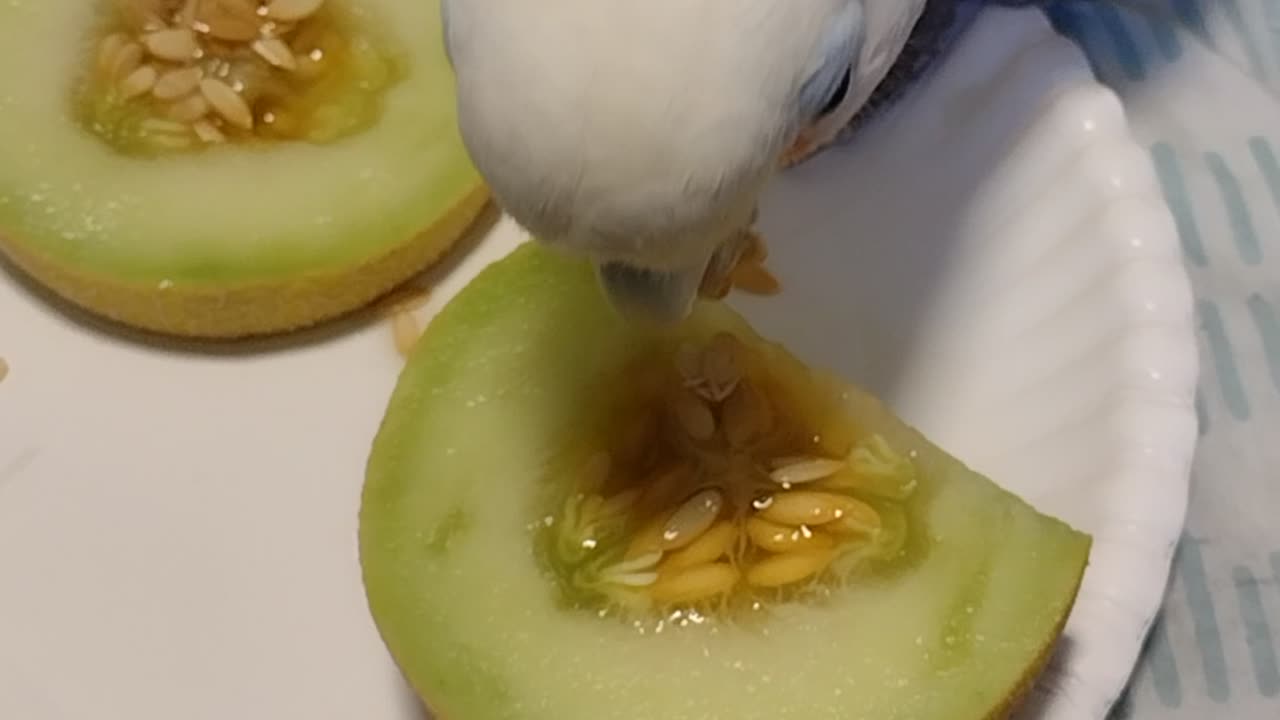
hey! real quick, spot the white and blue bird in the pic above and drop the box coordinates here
[438,0,1081,323]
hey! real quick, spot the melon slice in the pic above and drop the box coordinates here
[0,0,486,338]
[359,241,1092,720]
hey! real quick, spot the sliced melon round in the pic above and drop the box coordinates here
[0,0,486,338]
[359,242,1093,720]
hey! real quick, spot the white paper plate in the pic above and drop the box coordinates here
[0,7,1198,720]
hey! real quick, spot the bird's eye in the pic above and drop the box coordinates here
[818,66,851,117]
[795,2,863,123]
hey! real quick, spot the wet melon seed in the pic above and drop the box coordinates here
[649,562,740,605]
[745,550,836,589]
[659,488,724,551]
[152,66,202,99]
[745,517,835,554]
[659,520,736,572]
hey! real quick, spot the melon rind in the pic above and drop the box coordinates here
[0,0,486,338]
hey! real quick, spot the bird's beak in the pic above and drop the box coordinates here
[594,259,707,326]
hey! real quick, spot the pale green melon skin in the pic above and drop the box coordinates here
[360,242,1093,720]
[0,0,485,337]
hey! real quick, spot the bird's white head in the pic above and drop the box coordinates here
[441,0,883,323]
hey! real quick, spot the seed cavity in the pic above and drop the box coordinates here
[540,332,919,626]
[79,0,404,156]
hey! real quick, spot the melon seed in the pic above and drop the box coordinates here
[199,77,253,129]
[166,93,210,122]
[650,562,739,605]
[757,491,879,529]
[153,66,204,100]
[119,64,159,99]
[746,517,835,554]
[252,37,298,69]
[142,28,200,62]
[660,489,724,551]
[659,521,735,572]
[769,457,846,486]
[745,550,835,588]
[266,0,324,22]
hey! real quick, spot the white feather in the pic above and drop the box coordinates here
[442,0,928,273]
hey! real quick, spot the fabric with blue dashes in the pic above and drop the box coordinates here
[950,1,1280,718]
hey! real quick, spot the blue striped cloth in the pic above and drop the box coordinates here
[976,1,1280,717]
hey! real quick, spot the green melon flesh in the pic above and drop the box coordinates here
[359,242,1092,720]
[0,0,485,338]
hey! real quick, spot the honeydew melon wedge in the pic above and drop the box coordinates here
[359,241,1092,720]
[0,0,486,338]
